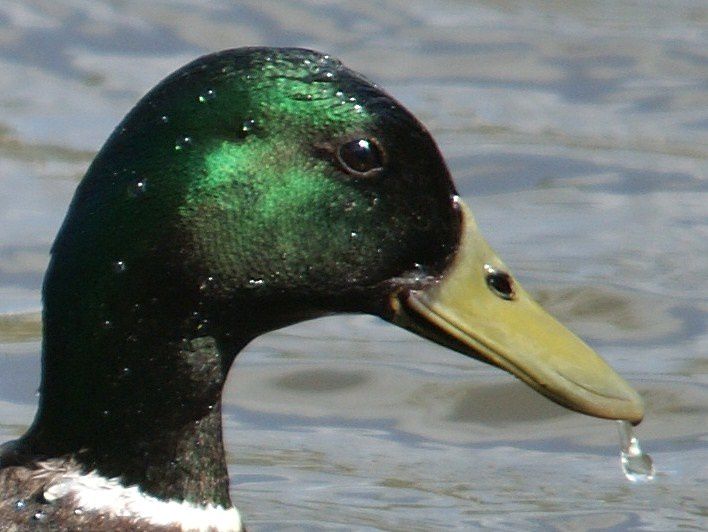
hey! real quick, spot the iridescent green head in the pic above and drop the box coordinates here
[48,47,460,328]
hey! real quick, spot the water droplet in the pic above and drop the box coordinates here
[160,115,169,124]
[199,276,216,292]
[198,89,216,103]
[310,68,336,82]
[102,320,113,330]
[248,278,264,288]
[14,500,26,511]
[304,61,320,75]
[412,262,430,282]
[242,119,256,133]
[113,260,126,273]
[175,136,192,151]
[617,420,655,482]
[129,178,148,197]
[102,409,110,417]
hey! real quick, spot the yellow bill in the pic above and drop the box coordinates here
[391,199,644,424]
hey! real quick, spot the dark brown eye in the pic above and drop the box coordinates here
[485,266,516,300]
[337,138,384,176]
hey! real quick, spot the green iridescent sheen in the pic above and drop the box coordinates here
[179,66,380,291]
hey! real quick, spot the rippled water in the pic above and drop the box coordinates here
[1,1,706,530]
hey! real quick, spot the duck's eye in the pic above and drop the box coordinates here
[337,138,384,176]
[485,266,516,300]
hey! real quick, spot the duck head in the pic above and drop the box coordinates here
[16,48,641,508]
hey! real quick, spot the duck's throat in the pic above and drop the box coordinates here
[26,304,243,508]
[75,401,232,508]
[112,400,232,508]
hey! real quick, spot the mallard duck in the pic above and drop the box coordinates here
[0,47,643,531]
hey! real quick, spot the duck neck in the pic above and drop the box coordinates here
[24,261,254,508]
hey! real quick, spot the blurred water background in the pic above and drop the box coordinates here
[0,1,706,530]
